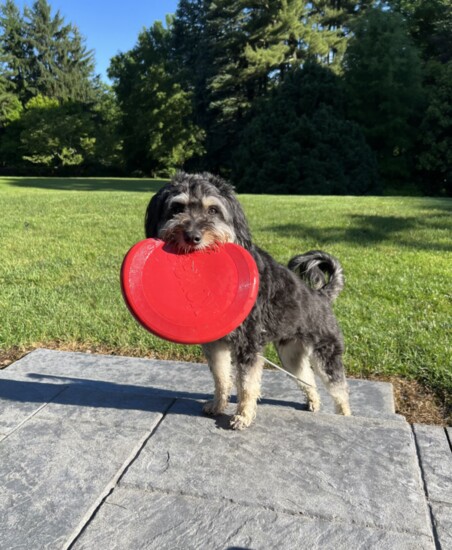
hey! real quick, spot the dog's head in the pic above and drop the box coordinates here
[144,172,252,251]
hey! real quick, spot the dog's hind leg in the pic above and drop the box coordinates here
[276,340,321,412]
[202,341,233,416]
[230,355,264,430]
[312,348,351,416]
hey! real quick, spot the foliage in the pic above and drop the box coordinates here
[0,0,96,104]
[0,0,122,174]
[108,21,204,177]
[234,63,379,194]
[417,61,452,195]
[0,0,450,191]
[172,1,376,173]
[342,8,423,185]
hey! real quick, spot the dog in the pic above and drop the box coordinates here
[145,172,351,429]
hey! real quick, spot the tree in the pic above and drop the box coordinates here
[24,0,95,102]
[390,0,452,63]
[389,1,452,195]
[233,62,379,194]
[342,8,423,185]
[108,21,204,176]
[16,95,95,168]
[0,0,96,105]
[0,69,21,126]
[417,61,452,195]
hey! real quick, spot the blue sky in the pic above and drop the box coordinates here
[15,0,180,80]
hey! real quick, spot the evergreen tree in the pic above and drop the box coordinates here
[173,0,377,172]
[233,62,379,194]
[24,0,95,102]
[0,0,31,103]
[342,8,423,186]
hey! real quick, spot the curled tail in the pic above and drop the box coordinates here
[288,250,344,301]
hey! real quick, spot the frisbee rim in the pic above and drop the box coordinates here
[121,239,259,344]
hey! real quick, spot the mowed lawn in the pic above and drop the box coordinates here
[1,177,451,410]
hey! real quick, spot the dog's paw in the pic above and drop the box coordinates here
[203,400,226,416]
[229,414,253,430]
[308,399,321,413]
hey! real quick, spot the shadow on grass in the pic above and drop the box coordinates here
[3,177,166,193]
[269,213,452,252]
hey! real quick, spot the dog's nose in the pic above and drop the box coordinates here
[183,230,202,245]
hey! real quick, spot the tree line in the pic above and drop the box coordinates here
[0,0,450,195]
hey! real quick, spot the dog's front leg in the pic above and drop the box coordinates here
[202,341,233,416]
[230,355,264,430]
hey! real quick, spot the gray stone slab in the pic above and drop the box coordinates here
[72,486,434,550]
[0,375,67,435]
[413,424,452,504]
[260,371,398,419]
[413,425,452,549]
[122,399,431,537]
[6,349,397,419]
[37,385,176,430]
[0,398,172,550]
[431,502,452,550]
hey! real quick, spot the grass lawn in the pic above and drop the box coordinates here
[1,177,451,419]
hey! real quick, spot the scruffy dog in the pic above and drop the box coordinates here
[145,172,351,429]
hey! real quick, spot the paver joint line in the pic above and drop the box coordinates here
[116,481,434,540]
[411,425,442,550]
[445,427,452,455]
[64,398,177,550]
[1,383,69,441]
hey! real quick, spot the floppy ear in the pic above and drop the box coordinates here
[226,193,253,248]
[144,185,171,238]
[204,173,253,249]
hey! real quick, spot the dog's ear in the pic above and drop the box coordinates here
[226,193,253,248]
[203,173,253,249]
[144,185,172,238]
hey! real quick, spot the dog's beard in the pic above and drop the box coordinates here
[160,219,236,252]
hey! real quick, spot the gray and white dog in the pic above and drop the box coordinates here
[145,172,351,429]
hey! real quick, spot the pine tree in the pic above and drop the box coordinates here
[24,0,95,102]
[177,0,377,172]
[0,0,31,103]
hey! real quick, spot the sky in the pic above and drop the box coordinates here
[15,0,180,81]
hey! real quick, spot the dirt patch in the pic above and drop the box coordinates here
[1,344,450,426]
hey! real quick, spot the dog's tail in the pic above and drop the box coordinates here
[288,250,344,301]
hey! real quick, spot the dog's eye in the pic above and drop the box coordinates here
[171,203,185,215]
[207,206,219,216]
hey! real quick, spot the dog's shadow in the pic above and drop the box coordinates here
[0,373,308,432]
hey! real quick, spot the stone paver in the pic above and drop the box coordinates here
[0,384,173,549]
[73,487,433,550]
[414,424,452,549]
[6,348,398,418]
[0,349,447,549]
[122,398,431,537]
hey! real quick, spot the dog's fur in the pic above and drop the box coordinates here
[145,172,351,429]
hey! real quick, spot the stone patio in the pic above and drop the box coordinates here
[0,349,450,549]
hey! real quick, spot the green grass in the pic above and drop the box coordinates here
[1,177,451,408]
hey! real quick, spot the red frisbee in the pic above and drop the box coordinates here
[121,239,259,344]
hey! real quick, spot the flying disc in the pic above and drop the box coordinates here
[121,239,259,344]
